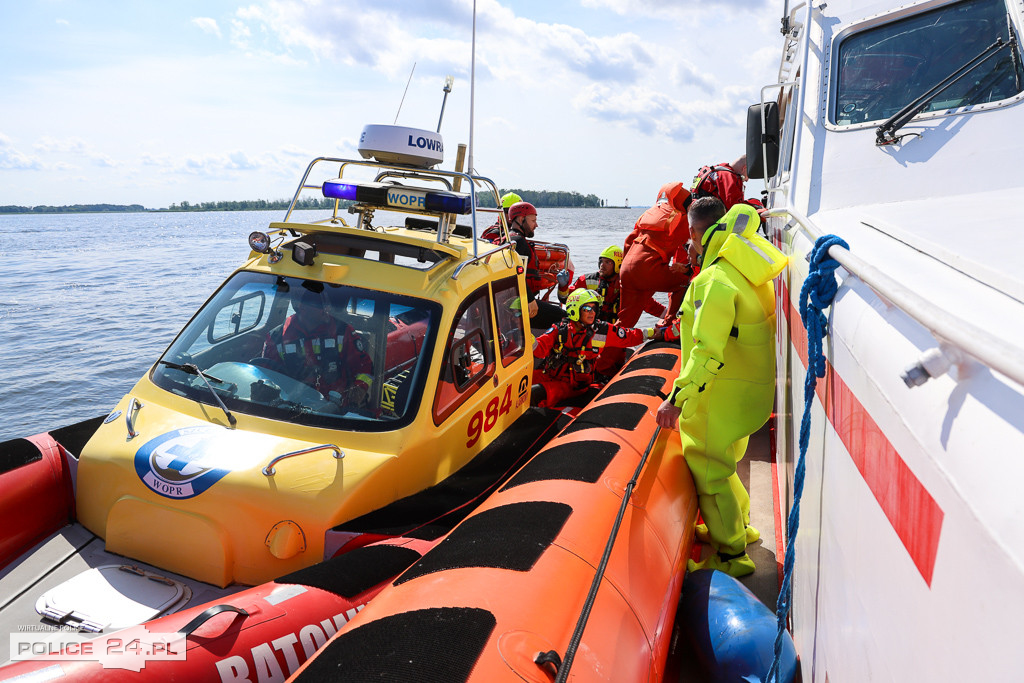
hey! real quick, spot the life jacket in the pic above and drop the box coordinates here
[480,222,504,244]
[629,205,688,263]
[691,164,745,209]
[266,317,372,394]
[542,320,610,385]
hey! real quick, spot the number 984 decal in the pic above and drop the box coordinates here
[466,376,529,447]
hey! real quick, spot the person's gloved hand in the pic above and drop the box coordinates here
[675,382,703,419]
[644,327,665,342]
[662,319,681,343]
[556,269,571,288]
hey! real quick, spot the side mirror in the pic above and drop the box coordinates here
[746,102,780,180]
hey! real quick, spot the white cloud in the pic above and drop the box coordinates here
[140,150,284,178]
[192,17,222,39]
[33,137,122,167]
[34,136,89,154]
[0,0,785,207]
[0,135,42,171]
[280,144,315,158]
[331,139,360,156]
[220,0,765,146]
[573,84,698,141]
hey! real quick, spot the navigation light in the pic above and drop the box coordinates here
[323,180,472,215]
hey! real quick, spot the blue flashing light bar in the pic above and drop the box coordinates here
[425,193,471,214]
[322,180,471,214]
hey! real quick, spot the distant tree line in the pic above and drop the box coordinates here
[0,203,147,214]
[0,190,605,215]
[475,189,603,208]
[162,197,341,212]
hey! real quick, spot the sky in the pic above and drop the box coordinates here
[0,0,785,209]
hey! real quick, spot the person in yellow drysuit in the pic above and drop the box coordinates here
[656,197,787,578]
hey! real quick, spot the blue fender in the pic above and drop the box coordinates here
[677,569,797,683]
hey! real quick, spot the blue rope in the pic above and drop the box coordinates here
[766,234,848,683]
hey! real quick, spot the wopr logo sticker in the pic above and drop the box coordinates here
[134,426,269,499]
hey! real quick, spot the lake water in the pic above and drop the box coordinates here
[0,207,660,441]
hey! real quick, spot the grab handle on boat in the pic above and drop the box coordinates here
[177,604,249,637]
[262,444,344,476]
[126,397,143,440]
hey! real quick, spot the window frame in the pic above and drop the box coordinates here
[431,285,497,425]
[825,0,1024,131]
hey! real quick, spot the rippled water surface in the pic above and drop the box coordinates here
[0,207,652,440]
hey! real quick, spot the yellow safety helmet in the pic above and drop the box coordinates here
[501,192,523,209]
[565,288,603,322]
[599,245,624,273]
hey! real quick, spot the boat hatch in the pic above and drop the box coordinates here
[34,565,191,632]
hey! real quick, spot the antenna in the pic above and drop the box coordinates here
[468,0,477,176]
[437,76,454,133]
[394,62,417,124]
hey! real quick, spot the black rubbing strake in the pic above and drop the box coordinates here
[49,416,105,458]
[621,351,678,374]
[331,409,560,539]
[394,501,572,586]
[500,440,619,491]
[597,374,667,400]
[293,607,496,683]
[559,402,647,436]
[0,439,43,476]
[275,545,423,599]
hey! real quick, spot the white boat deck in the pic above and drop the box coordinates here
[0,525,237,665]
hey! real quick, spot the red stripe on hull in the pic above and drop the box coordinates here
[781,282,943,586]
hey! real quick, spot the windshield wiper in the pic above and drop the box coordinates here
[158,360,237,427]
[876,35,1017,146]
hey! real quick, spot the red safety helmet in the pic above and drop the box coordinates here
[507,201,538,237]
[507,201,537,223]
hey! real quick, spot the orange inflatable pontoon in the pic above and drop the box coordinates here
[289,342,699,682]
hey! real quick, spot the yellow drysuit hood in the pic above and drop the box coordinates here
[702,204,787,286]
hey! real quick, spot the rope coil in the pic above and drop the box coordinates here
[767,234,848,683]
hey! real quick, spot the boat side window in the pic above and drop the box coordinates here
[492,276,526,367]
[833,0,1023,126]
[185,278,279,362]
[433,287,496,424]
[208,290,266,344]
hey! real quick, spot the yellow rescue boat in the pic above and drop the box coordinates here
[72,126,555,588]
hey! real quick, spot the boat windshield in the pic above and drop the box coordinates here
[834,0,1024,126]
[151,271,440,431]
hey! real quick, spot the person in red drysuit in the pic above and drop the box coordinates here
[618,181,695,328]
[261,287,375,409]
[531,289,660,408]
[558,245,668,376]
[690,155,748,210]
